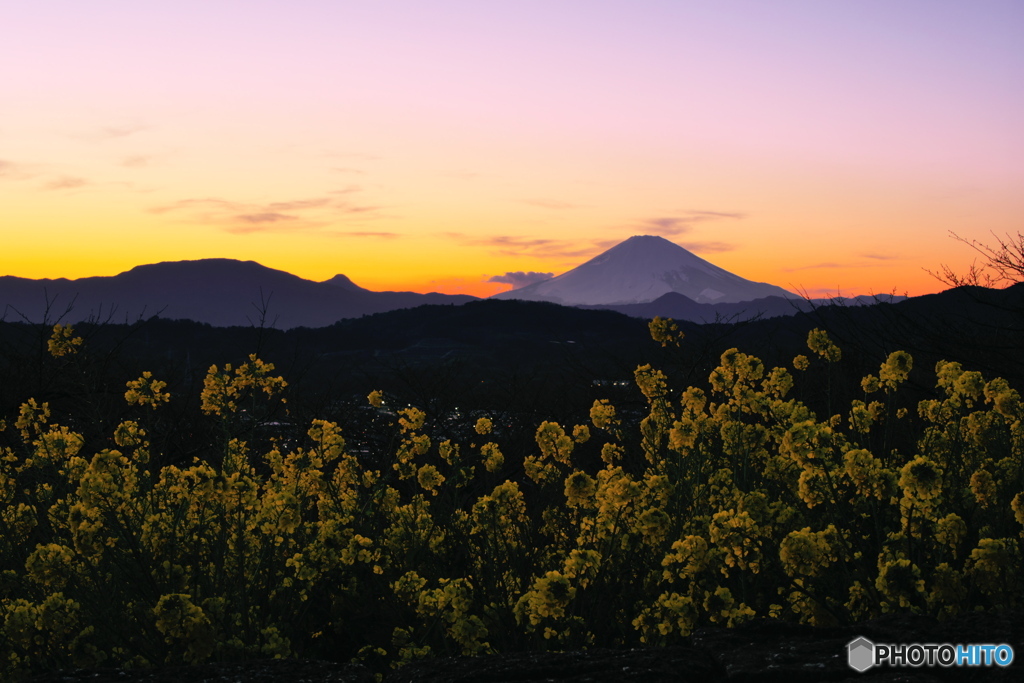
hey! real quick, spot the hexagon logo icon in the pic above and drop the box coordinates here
[847,636,875,672]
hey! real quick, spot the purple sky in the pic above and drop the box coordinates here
[2,1,1022,296]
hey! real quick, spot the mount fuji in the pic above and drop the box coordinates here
[490,235,798,306]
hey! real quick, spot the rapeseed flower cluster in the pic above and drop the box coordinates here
[0,325,1022,678]
[47,325,83,358]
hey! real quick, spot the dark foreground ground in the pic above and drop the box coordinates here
[27,609,1023,682]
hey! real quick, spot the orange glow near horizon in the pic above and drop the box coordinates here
[2,3,1022,301]
[0,227,981,301]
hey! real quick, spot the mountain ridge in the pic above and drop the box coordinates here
[0,238,909,329]
[491,235,797,305]
[0,259,477,329]
[588,291,907,323]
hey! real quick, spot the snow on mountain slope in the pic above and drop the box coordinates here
[490,235,797,305]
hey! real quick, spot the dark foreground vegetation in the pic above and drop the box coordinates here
[1,282,1022,680]
[25,608,1024,682]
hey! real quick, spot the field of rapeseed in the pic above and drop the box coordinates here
[0,320,1021,678]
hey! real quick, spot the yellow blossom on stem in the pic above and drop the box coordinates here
[1012,493,1024,527]
[47,324,83,357]
[936,514,967,555]
[969,469,997,508]
[514,571,576,626]
[967,538,1019,598]
[879,351,913,391]
[15,398,50,441]
[572,424,590,443]
[779,526,838,577]
[807,329,841,362]
[125,372,171,409]
[589,400,618,430]
[899,455,943,502]
[474,417,493,435]
[876,558,925,610]
[416,464,444,494]
[479,442,503,472]
[649,316,683,347]
[564,470,596,508]
[861,374,881,393]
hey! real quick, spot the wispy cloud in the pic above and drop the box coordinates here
[861,253,900,261]
[481,235,558,251]
[264,198,333,211]
[638,216,694,235]
[679,241,735,253]
[445,233,603,260]
[487,271,555,288]
[121,155,153,168]
[520,198,578,210]
[151,192,385,235]
[631,210,746,236]
[688,210,745,220]
[327,231,400,239]
[42,176,89,191]
[782,262,845,272]
[100,123,148,139]
[447,219,741,264]
[236,212,298,224]
[0,159,34,180]
[149,197,234,215]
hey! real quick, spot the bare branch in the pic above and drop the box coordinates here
[928,231,1024,288]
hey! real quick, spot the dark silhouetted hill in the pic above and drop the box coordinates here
[0,259,477,329]
[587,292,906,323]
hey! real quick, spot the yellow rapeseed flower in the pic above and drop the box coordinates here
[47,323,84,357]
[648,316,683,347]
[806,329,841,362]
[879,351,913,391]
[563,470,596,508]
[589,400,618,430]
[899,456,943,502]
[416,464,445,494]
[969,469,997,508]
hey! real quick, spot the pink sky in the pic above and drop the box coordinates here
[2,1,1022,297]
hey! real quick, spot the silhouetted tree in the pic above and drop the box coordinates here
[930,230,1024,287]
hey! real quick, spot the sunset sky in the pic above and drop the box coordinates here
[2,1,1022,298]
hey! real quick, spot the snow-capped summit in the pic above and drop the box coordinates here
[490,235,797,305]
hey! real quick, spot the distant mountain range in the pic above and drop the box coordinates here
[0,259,476,329]
[490,235,798,305]
[0,237,906,329]
[588,292,906,323]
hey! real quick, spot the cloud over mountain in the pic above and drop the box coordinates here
[487,271,555,289]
